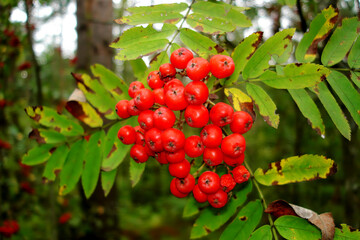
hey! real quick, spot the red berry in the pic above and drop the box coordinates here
[153,88,165,105]
[128,81,144,98]
[168,159,191,178]
[200,124,223,148]
[115,100,130,119]
[161,128,185,152]
[170,48,194,69]
[186,57,210,81]
[198,171,220,194]
[145,128,163,152]
[138,110,154,131]
[153,107,176,130]
[223,154,244,167]
[170,178,188,198]
[165,84,188,111]
[155,151,168,164]
[144,144,155,157]
[130,144,148,163]
[184,105,209,128]
[160,63,176,78]
[164,78,183,94]
[193,184,208,203]
[127,98,141,116]
[203,147,223,166]
[135,131,145,146]
[175,174,195,193]
[147,70,164,89]
[230,111,253,134]
[220,174,236,193]
[134,88,155,111]
[232,165,250,184]
[221,133,246,158]
[209,102,234,127]
[184,135,204,158]
[165,149,186,164]
[117,125,136,145]
[184,81,209,105]
[207,189,228,208]
[209,55,235,79]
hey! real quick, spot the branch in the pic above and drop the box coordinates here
[296,0,307,33]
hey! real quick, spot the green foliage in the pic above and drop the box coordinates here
[334,224,360,239]
[248,225,272,240]
[129,160,146,187]
[275,215,322,239]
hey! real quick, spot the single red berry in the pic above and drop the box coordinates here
[59,212,72,224]
[153,88,165,105]
[170,178,188,198]
[230,111,253,134]
[186,57,210,81]
[223,153,244,167]
[221,133,246,158]
[200,124,223,148]
[145,128,163,152]
[147,70,164,89]
[184,81,209,105]
[209,55,235,79]
[198,171,220,194]
[138,110,154,131]
[168,159,191,178]
[153,107,176,130]
[115,100,130,119]
[135,131,145,146]
[155,151,168,164]
[185,105,209,128]
[170,48,194,69]
[127,98,141,116]
[165,84,188,111]
[161,128,185,152]
[209,102,234,127]
[165,149,186,164]
[164,78,183,94]
[134,88,155,111]
[193,184,208,203]
[160,63,177,78]
[207,189,228,208]
[144,144,155,157]
[128,81,144,98]
[220,174,236,193]
[175,174,195,193]
[134,125,145,134]
[203,147,223,166]
[232,165,250,184]
[117,125,136,145]
[130,144,148,163]
[184,135,204,158]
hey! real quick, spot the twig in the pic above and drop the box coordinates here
[296,0,307,33]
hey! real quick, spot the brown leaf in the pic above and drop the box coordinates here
[266,200,335,240]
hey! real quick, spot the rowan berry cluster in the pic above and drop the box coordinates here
[115,48,253,208]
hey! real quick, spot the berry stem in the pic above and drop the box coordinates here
[193,162,206,178]
[206,99,216,106]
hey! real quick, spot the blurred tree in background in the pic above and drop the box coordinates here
[0,0,359,239]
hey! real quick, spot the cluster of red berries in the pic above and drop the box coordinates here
[115,48,253,208]
[0,220,19,238]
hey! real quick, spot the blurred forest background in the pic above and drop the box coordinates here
[0,0,359,239]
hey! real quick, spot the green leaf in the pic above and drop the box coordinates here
[348,35,360,68]
[115,3,187,25]
[273,41,293,64]
[278,0,296,7]
[334,224,360,240]
[249,225,272,240]
[101,169,117,197]
[327,71,360,127]
[130,160,146,187]
[183,197,201,218]
[206,75,216,91]
[130,59,147,83]
[246,83,279,128]
[170,43,181,53]
[275,215,322,240]
[220,200,263,240]
[180,28,227,60]
[75,74,117,120]
[91,64,130,101]
[145,51,170,78]
[22,144,55,166]
[25,106,84,136]
[29,129,67,144]
[59,140,85,196]
[242,28,295,79]
[82,130,105,198]
[350,71,360,89]
[187,1,251,34]
[65,101,103,128]
[224,87,253,111]
[102,117,137,171]
[321,17,359,66]
[288,89,325,136]
[224,32,263,86]
[43,145,69,181]
[260,63,330,89]
[295,6,338,63]
[311,82,351,140]
[254,154,337,186]
[190,181,252,239]
[111,24,177,60]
